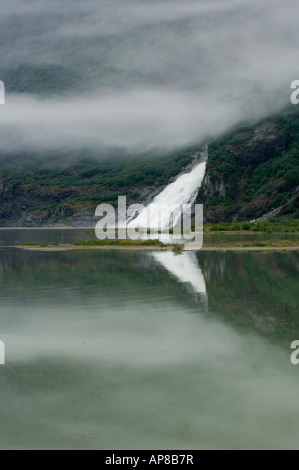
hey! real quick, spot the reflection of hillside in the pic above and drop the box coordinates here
[197,251,299,340]
[0,249,204,310]
[1,249,298,341]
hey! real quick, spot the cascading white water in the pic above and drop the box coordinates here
[128,145,208,230]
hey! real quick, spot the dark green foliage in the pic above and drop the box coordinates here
[74,239,166,247]
[198,107,299,221]
[206,218,299,232]
[1,148,193,190]
[172,244,184,255]
[0,146,198,226]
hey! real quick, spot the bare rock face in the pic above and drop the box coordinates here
[201,173,227,199]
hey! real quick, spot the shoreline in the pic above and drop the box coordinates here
[0,227,298,235]
[12,243,299,252]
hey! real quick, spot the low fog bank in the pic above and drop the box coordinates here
[0,0,298,156]
[0,86,289,154]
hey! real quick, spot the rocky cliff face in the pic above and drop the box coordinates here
[197,109,299,222]
[0,183,161,227]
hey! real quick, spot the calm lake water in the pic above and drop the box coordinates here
[0,227,299,247]
[0,230,298,449]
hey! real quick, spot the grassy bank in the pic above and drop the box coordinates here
[74,239,167,247]
[204,218,299,233]
[18,239,299,252]
[21,239,168,248]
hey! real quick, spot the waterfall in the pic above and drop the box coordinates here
[128,145,208,230]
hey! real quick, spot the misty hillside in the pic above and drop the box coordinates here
[1,0,298,153]
[0,0,299,226]
[0,147,195,227]
[0,107,298,227]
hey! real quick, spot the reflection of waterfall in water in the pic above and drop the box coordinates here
[128,145,208,230]
[153,252,208,306]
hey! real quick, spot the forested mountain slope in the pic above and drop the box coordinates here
[0,108,298,227]
[197,107,299,223]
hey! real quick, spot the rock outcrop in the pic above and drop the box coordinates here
[197,109,299,222]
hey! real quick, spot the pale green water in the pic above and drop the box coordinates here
[0,231,299,449]
[0,227,298,247]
